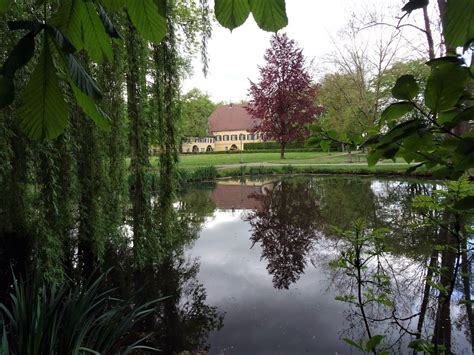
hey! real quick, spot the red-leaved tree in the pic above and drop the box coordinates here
[247,33,324,158]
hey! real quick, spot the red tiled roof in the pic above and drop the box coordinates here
[208,104,260,132]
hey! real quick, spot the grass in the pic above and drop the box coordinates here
[145,151,425,182]
[176,151,354,168]
[174,151,408,169]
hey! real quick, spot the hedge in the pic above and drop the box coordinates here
[244,141,307,150]
[180,147,321,155]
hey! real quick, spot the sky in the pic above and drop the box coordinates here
[181,0,410,104]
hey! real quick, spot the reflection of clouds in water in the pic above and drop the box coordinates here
[187,209,350,354]
[180,177,472,353]
[202,210,244,229]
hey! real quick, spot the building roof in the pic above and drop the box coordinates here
[208,104,260,133]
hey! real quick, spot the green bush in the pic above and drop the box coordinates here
[180,147,321,155]
[177,166,218,184]
[244,141,307,150]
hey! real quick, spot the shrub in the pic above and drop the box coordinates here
[177,166,218,184]
[244,141,307,150]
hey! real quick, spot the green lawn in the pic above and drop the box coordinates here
[176,151,366,168]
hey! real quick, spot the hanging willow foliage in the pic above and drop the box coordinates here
[126,16,153,267]
[152,0,180,247]
[98,37,128,249]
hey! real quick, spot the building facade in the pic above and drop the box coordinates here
[181,104,262,153]
[181,136,215,153]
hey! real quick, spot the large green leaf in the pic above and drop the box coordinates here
[0,31,36,108]
[249,0,288,32]
[215,0,251,31]
[127,0,166,43]
[101,0,127,11]
[82,1,113,62]
[366,335,384,351]
[425,59,470,112]
[45,25,76,54]
[64,53,102,100]
[71,83,110,130]
[381,101,414,121]
[17,42,69,140]
[391,75,419,100]
[379,119,423,145]
[97,3,120,38]
[50,0,83,51]
[451,107,474,126]
[1,31,35,77]
[444,0,474,48]
[51,0,112,63]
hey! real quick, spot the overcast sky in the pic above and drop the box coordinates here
[181,0,413,103]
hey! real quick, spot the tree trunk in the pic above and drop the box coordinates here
[280,142,286,159]
[432,216,455,354]
[461,240,474,354]
[422,6,436,60]
[413,250,438,354]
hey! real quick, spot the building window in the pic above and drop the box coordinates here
[216,135,221,141]
[231,134,237,141]
[223,135,229,141]
[239,134,246,140]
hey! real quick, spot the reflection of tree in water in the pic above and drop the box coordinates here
[98,186,223,354]
[103,249,223,354]
[317,180,474,354]
[246,178,322,289]
[153,253,224,354]
[314,177,378,230]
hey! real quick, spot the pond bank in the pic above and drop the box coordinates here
[178,163,432,184]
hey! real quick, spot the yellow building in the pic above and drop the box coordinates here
[181,103,262,153]
[181,136,215,153]
[209,104,262,152]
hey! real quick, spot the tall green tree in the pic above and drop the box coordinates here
[179,88,215,138]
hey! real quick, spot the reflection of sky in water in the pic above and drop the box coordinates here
[183,177,472,354]
[186,209,354,354]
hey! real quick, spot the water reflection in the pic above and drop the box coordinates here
[188,176,473,353]
[245,178,323,289]
[2,175,473,353]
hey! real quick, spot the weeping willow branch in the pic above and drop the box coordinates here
[151,0,181,248]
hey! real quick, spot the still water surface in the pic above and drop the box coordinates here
[177,175,472,354]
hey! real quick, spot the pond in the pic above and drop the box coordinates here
[173,175,473,354]
[1,174,472,354]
